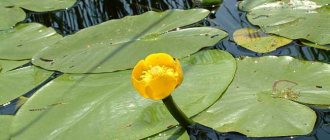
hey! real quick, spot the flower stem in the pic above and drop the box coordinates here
[162,95,194,129]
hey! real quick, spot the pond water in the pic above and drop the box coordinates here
[1,0,329,139]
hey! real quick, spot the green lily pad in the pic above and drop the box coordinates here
[148,126,188,140]
[193,56,330,137]
[0,66,52,105]
[239,0,330,45]
[0,1,25,30]
[32,9,228,73]
[11,50,236,140]
[11,0,76,12]
[193,0,223,8]
[0,115,13,140]
[233,28,292,53]
[0,23,62,60]
[0,60,29,73]
[301,41,330,50]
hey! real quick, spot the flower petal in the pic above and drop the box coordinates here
[147,74,178,100]
[174,59,183,86]
[144,53,176,68]
[132,60,148,98]
[132,60,146,80]
[132,78,149,98]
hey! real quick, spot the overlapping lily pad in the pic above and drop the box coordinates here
[0,1,25,30]
[0,115,13,140]
[0,60,29,73]
[233,28,292,53]
[302,41,330,50]
[239,0,330,45]
[32,9,228,73]
[11,0,77,12]
[193,56,330,137]
[0,66,52,105]
[11,50,236,140]
[0,23,62,60]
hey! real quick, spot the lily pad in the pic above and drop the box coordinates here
[301,41,330,50]
[193,56,330,137]
[0,66,52,105]
[0,60,29,73]
[0,1,25,30]
[148,126,188,140]
[11,0,77,12]
[11,50,236,140]
[0,23,63,60]
[233,28,292,53]
[239,0,330,45]
[0,115,13,140]
[32,9,228,73]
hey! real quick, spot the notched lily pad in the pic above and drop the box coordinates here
[0,60,29,73]
[11,50,236,140]
[0,23,62,60]
[32,9,228,73]
[193,56,330,137]
[239,0,330,45]
[0,66,52,105]
[233,28,292,53]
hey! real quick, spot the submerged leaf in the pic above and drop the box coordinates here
[11,50,236,140]
[0,66,52,105]
[239,0,330,45]
[233,28,292,53]
[193,56,330,137]
[32,9,228,73]
[0,23,62,60]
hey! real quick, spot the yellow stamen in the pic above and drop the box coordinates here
[140,65,178,82]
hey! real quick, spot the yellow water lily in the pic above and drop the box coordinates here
[131,53,183,100]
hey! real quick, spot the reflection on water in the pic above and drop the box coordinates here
[2,0,328,139]
[24,0,193,35]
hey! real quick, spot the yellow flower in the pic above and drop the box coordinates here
[131,53,183,100]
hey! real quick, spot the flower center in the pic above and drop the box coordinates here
[140,65,178,82]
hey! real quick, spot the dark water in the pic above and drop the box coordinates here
[1,0,329,139]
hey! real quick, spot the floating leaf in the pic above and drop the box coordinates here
[0,1,25,30]
[0,23,62,60]
[32,9,228,73]
[0,115,13,140]
[301,41,330,50]
[11,50,236,140]
[239,0,330,45]
[233,28,292,53]
[193,0,223,8]
[0,60,29,73]
[148,126,188,140]
[193,56,330,137]
[0,66,52,105]
[11,0,76,12]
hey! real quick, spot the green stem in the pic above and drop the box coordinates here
[162,95,194,129]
